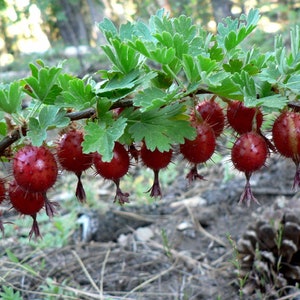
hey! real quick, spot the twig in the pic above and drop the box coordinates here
[211,249,233,266]
[0,128,22,155]
[277,289,300,300]
[124,259,178,298]
[66,107,95,120]
[99,246,111,300]
[186,205,227,248]
[0,279,119,299]
[0,108,95,154]
[113,210,155,223]
[0,95,135,155]
[148,240,212,271]
[72,250,101,294]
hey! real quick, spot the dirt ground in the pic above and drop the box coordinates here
[1,152,300,300]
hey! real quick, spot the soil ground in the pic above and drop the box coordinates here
[1,153,300,300]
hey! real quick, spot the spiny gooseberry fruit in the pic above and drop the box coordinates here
[57,129,93,203]
[0,179,6,234]
[272,111,300,189]
[13,145,58,193]
[231,132,268,206]
[140,143,173,198]
[227,100,263,134]
[93,142,130,205]
[0,179,5,204]
[192,97,225,138]
[180,122,216,183]
[8,180,45,239]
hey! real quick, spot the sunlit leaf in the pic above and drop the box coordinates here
[0,81,23,113]
[82,117,127,162]
[128,104,196,152]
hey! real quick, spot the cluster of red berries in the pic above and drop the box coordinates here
[0,97,300,239]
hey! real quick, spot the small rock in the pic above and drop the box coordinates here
[171,196,206,208]
[177,221,193,231]
[117,233,129,247]
[135,227,154,242]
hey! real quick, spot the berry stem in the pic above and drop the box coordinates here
[29,214,42,240]
[186,164,205,184]
[75,172,87,203]
[148,170,162,198]
[113,179,130,205]
[44,193,60,218]
[239,172,260,207]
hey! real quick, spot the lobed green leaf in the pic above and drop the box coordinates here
[24,62,63,104]
[28,106,69,146]
[82,117,127,162]
[0,81,23,114]
[102,39,140,74]
[59,77,96,110]
[128,104,196,152]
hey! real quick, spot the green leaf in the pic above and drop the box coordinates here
[128,104,196,152]
[28,117,46,146]
[197,54,217,74]
[130,38,152,57]
[154,31,173,48]
[134,87,166,110]
[134,87,178,111]
[0,286,22,300]
[258,62,281,84]
[173,33,189,59]
[96,70,139,93]
[244,94,288,110]
[208,43,224,62]
[182,54,217,84]
[133,20,155,41]
[290,25,300,60]
[102,38,140,74]
[24,62,63,104]
[217,8,260,52]
[223,59,244,73]
[59,77,96,110]
[119,21,135,40]
[209,76,242,100]
[82,117,127,162]
[95,70,156,101]
[150,46,175,64]
[6,249,19,263]
[284,74,300,93]
[231,71,256,102]
[152,11,173,35]
[182,54,201,83]
[98,18,118,41]
[224,31,241,51]
[28,106,69,146]
[40,106,69,128]
[0,121,7,136]
[173,15,196,43]
[96,97,113,118]
[0,81,23,113]
[57,73,76,90]
[151,71,173,89]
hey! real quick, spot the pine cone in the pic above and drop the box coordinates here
[237,212,300,297]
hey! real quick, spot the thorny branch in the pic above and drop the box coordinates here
[0,98,133,155]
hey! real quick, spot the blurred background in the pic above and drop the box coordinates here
[0,0,300,81]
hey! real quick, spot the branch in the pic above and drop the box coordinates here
[0,130,22,156]
[0,108,96,155]
[0,98,134,156]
